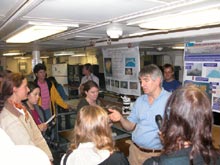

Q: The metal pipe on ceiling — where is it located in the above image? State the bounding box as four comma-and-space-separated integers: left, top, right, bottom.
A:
0, 0, 45, 32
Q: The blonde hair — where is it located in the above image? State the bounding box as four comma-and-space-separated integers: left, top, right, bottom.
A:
70, 105, 116, 152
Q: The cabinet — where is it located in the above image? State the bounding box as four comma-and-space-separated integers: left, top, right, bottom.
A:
67, 64, 82, 98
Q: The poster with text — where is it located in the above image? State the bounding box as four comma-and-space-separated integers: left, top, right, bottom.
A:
102, 46, 141, 96
183, 42, 220, 113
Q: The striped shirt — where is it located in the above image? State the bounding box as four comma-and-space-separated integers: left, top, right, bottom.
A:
38, 81, 51, 110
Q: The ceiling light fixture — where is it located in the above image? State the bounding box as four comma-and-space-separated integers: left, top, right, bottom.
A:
40, 56, 49, 59
172, 46, 185, 49
54, 51, 75, 56
6, 21, 78, 43
13, 56, 30, 59
106, 23, 123, 39
3, 52, 23, 56
139, 8, 220, 30
71, 54, 86, 57
129, 29, 168, 37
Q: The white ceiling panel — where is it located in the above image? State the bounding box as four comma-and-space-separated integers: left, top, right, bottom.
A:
0, 0, 220, 54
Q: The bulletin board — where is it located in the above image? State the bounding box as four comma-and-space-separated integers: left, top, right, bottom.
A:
102, 46, 141, 96
183, 41, 220, 113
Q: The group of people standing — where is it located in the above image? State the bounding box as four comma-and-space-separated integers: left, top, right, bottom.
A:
0, 62, 74, 164
63, 63, 220, 165
0, 62, 219, 165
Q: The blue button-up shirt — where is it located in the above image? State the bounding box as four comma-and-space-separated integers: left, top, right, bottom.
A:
127, 88, 170, 149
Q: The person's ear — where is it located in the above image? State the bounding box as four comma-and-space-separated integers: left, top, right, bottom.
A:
156, 77, 161, 85
13, 86, 17, 93
85, 91, 88, 95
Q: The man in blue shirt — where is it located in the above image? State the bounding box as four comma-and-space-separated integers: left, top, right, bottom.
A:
109, 64, 170, 165
162, 64, 181, 92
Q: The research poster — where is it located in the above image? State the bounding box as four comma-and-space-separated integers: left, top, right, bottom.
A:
183, 42, 220, 113
102, 46, 141, 96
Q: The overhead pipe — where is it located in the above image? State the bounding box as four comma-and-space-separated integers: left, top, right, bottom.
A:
0, 0, 45, 32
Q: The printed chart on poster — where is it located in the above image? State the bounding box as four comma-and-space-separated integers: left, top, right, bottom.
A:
183, 42, 220, 113
102, 46, 141, 96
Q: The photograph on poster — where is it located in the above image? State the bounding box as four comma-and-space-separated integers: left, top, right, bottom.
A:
125, 58, 135, 67
111, 80, 114, 87
187, 63, 202, 76
105, 79, 110, 86
104, 58, 112, 76
213, 97, 220, 111
120, 81, 128, 89
206, 64, 220, 78
115, 80, 119, 88
125, 68, 133, 75
130, 82, 138, 89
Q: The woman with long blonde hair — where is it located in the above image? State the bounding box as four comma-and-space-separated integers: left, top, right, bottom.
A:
61, 105, 129, 165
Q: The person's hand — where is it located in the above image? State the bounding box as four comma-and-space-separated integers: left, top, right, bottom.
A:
38, 123, 48, 132
108, 109, 122, 122
67, 104, 75, 111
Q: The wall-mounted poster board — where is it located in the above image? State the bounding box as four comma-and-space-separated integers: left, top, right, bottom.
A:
102, 46, 141, 96
183, 41, 220, 116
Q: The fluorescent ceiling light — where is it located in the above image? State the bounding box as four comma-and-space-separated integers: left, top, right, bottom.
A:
139, 8, 220, 30
129, 30, 167, 37
13, 56, 30, 59
172, 46, 184, 49
54, 51, 75, 56
3, 52, 23, 56
6, 21, 78, 43
40, 56, 49, 59
71, 54, 86, 57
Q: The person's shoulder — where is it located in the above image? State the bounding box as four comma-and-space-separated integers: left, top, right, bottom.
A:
77, 98, 89, 111
161, 88, 172, 97
216, 155, 220, 164
172, 79, 181, 85
135, 94, 146, 103
99, 151, 129, 165
91, 73, 99, 80
45, 78, 52, 88
143, 153, 189, 165
78, 98, 88, 104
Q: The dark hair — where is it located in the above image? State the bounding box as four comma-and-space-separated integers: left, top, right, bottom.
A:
0, 73, 25, 110
81, 80, 99, 97
83, 63, 93, 73
33, 63, 46, 73
163, 63, 174, 72
27, 81, 40, 94
161, 84, 219, 164
0, 70, 12, 78
48, 76, 58, 88
139, 64, 163, 84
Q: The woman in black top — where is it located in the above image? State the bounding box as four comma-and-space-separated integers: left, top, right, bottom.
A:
77, 80, 100, 111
